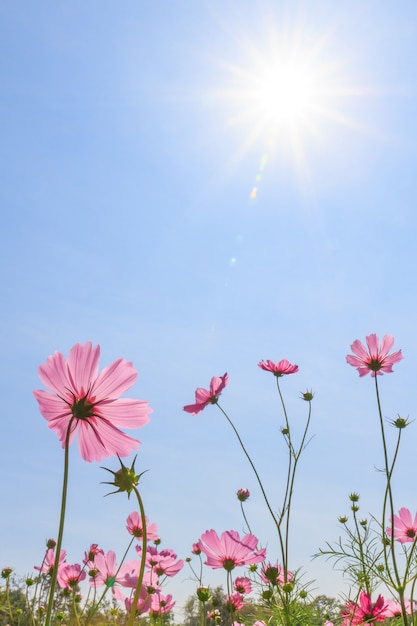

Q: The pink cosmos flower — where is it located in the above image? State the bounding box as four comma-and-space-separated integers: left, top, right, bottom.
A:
126, 512, 159, 542
234, 576, 252, 594
198, 529, 266, 571
385, 598, 415, 617
260, 563, 292, 586
226, 592, 245, 611
91, 550, 137, 600
346, 334, 403, 377
33, 342, 152, 462
83, 544, 104, 569
386, 508, 417, 543
124, 588, 151, 615
258, 359, 299, 377
253, 622, 267, 626
35, 548, 67, 575
191, 542, 201, 555
136, 545, 184, 577
150, 593, 175, 615
183, 373, 228, 415
57, 563, 86, 590
341, 591, 387, 625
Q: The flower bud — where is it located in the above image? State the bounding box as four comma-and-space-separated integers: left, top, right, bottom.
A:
46, 539, 56, 549
338, 516, 348, 524
197, 586, 211, 602
236, 489, 250, 502
1, 567, 12, 579
349, 493, 360, 502
301, 390, 314, 401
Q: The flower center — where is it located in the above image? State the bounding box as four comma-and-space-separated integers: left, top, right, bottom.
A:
72, 395, 95, 421
222, 558, 236, 571
406, 528, 416, 538
368, 358, 382, 372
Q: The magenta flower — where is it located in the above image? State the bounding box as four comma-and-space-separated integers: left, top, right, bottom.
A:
124, 588, 151, 616
198, 529, 266, 571
346, 334, 403, 377
387, 508, 417, 543
136, 545, 184, 577
35, 548, 67, 575
83, 544, 104, 569
385, 598, 415, 617
341, 591, 387, 624
260, 563, 293, 587
33, 342, 152, 462
91, 550, 137, 600
183, 373, 228, 415
226, 592, 245, 611
258, 359, 299, 377
126, 512, 159, 542
150, 593, 175, 615
57, 563, 86, 590
234, 576, 252, 594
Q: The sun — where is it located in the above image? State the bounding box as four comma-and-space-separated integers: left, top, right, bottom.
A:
208, 20, 365, 193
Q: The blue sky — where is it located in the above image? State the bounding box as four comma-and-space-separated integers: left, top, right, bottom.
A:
1, 0, 417, 618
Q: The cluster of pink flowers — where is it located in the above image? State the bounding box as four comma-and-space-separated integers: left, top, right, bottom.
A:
34, 511, 182, 617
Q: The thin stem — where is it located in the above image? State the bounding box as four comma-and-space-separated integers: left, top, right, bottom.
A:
44, 417, 75, 626
126, 485, 148, 626
240, 501, 253, 535
216, 403, 285, 561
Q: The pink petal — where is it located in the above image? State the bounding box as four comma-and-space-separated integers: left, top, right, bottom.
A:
98, 398, 152, 428
93, 359, 138, 400
365, 334, 380, 359
349, 339, 369, 360
77, 418, 140, 462
38, 351, 74, 397
67, 342, 100, 394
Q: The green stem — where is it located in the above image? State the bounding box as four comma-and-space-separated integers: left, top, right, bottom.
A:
126, 486, 148, 626
44, 417, 75, 626
240, 501, 253, 535
216, 403, 285, 560
374, 377, 408, 625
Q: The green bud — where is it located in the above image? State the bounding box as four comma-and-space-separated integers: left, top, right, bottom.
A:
281, 427, 290, 436
101, 455, 145, 498
262, 589, 273, 600
360, 519, 368, 527
196, 586, 211, 602
392, 416, 410, 429
299, 590, 308, 599
338, 516, 348, 524
301, 390, 314, 401
1, 567, 12, 579
349, 492, 360, 502
282, 582, 294, 594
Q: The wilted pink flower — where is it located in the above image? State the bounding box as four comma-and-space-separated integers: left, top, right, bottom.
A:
258, 359, 299, 377
226, 592, 245, 611
191, 542, 201, 555
126, 512, 159, 542
387, 508, 417, 543
35, 548, 67, 575
183, 373, 228, 415
341, 591, 387, 624
261, 563, 292, 586
33, 342, 152, 462
346, 334, 402, 377
234, 576, 252, 594
150, 593, 175, 615
57, 563, 86, 590
236, 489, 250, 502
198, 529, 266, 571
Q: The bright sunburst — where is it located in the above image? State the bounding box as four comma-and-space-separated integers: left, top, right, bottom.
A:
209, 19, 367, 195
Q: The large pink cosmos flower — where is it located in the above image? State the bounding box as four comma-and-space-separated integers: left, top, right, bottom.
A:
183, 373, 228, 415
258, 359, 299, 377
197, 530, 266, 571
341, 591, 387, 625
387, 508, 417, 543
33, 342, 152, 462
346, 334, 403, 378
